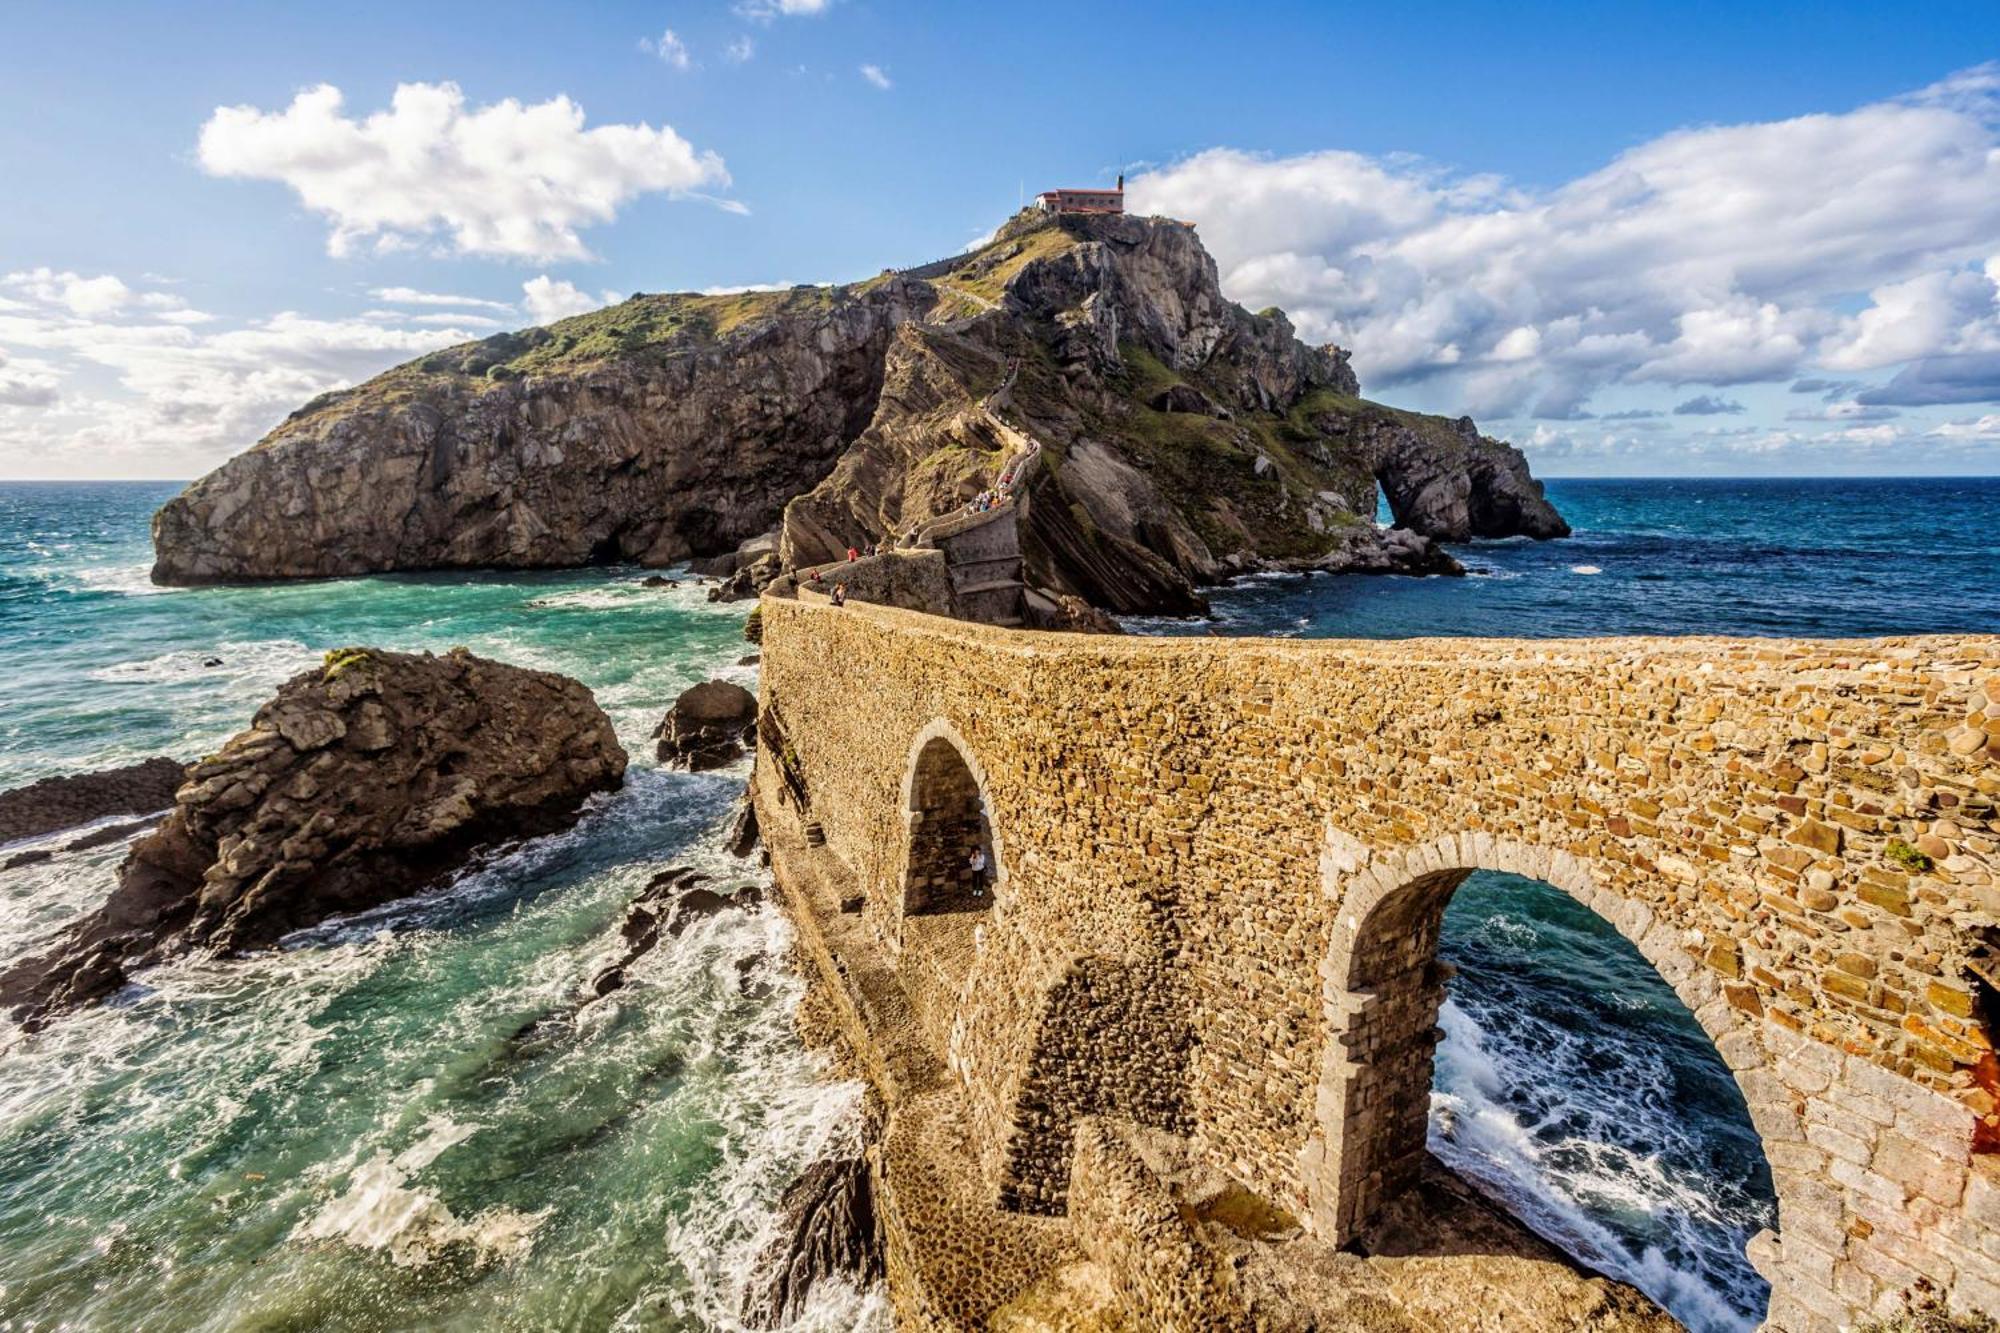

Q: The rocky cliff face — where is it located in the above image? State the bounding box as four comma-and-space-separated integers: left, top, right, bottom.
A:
776, 212, 1563, 612
0, 648, 625, 1030
151, 212, 1565, 612
152, 284, 930, 583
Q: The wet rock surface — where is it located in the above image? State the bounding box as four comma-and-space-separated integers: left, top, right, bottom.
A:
0, 756, 186, 846
653, 680, 758, 769
744, 1154, 884, 1328
0, 648, 625, 1030
587, 865, 764, 999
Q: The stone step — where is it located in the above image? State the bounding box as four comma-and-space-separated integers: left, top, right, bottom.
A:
957, 578, 1025, 596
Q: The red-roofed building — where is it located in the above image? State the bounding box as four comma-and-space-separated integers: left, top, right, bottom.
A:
1035, 176, 1124, 214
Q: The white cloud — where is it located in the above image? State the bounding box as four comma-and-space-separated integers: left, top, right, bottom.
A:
859, 64, 892, 91
1929, 413, 2000, 439
699, 281, 795, 295
642, 28, 694, 72
725, 36, 756, 63
737, 0, 829, 19
370, 286, 515, 312
198, 81, 732, 261
521, 275, 620, 324
0, 269, 490, 476
1127, 63, 2000, 418
2, 268, 195, 319
0, 348, 61, 407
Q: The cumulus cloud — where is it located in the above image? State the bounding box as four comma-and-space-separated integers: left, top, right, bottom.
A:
0, 348, 61, 407
643, 29, 693, 71
3, 268, 196, 319
1126, 63, 2000, 418
859, 64, 892, 91
198, 82, 732, 261
521, 275, 620, 324
1856, 351, 2000, 405
1673, 394, 1746, 416
725, 36, 756, 63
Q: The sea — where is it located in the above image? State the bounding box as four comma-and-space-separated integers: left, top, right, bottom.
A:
1, 476, 1995, 1333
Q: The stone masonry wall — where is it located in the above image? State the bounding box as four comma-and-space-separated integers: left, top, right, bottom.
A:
755, 594, 2000, 1331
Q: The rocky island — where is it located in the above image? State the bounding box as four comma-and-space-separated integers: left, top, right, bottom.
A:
149, 210, 1565, 614
0, 647, 625, 1030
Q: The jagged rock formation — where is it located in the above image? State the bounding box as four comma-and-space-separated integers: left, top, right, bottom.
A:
744, 1154, 884, 1328
0, 648, 625, 1030
0, 757, 186, 846
587, 865, 761, 999
151, 212, 1566, 614
652, 680, 758, 769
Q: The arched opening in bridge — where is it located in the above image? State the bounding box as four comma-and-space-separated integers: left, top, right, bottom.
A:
897, 725, 1002, 1051
1322, 859, 1778, 1333
902, 733, 997, 919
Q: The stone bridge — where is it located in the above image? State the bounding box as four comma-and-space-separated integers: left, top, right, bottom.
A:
750, 594, 2000, 1332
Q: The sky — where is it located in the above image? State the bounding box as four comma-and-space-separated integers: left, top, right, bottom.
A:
1, 1, 1997, 480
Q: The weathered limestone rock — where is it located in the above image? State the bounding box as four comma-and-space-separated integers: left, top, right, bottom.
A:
151, 212, 1564, 617
0, 648, 625, 1030
652, 680, 758, 769
149, 284, 931, 584
0, 756, 186, 845
778, 212, 1537, 615
586, 865, 761, 998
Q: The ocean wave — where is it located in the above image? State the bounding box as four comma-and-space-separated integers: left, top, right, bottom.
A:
1429, 997, 1768, 1333
65, 562, 179, 598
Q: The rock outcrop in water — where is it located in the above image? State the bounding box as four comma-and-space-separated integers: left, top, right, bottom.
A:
0, 648, 625, 1031
653, 680, 758, 769
0, 757, 186, 846
745, 1154, 884, 1328
151, 212, 1565, 613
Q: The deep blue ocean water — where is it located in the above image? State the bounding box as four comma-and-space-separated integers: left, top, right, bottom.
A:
1, 477, 1994, 1333
1134, 476, 2000, 641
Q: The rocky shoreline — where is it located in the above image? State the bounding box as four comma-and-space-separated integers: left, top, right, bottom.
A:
0, 756, 186, 849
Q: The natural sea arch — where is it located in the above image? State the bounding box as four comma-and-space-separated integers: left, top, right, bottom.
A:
1312, 835, 1792, 1330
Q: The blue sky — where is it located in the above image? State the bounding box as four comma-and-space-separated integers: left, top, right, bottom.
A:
1, 0, 1997, 478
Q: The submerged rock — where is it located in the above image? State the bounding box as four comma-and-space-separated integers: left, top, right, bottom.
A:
0, 756, 186, 846
744, 1155, 884, 1328
0, 648, 626, 1030
653, 680, 758, 770
586, 865, 764, 999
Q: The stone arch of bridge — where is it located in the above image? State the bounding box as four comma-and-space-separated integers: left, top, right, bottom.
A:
1306, 833, 1800, 1304
896, 718, 1006, 935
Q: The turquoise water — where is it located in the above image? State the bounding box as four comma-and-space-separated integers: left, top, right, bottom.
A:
0, 482, 885, 1332
2, 477, 1995, 1332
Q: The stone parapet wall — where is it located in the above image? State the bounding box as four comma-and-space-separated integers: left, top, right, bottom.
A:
756, 593, 2000, 1330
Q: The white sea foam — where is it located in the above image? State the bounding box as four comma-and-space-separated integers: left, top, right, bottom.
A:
1569, 564, 1604, 575
1429, 997, 1763, 1333
66, 562, 178, 597
298, 1144, 546, 1268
